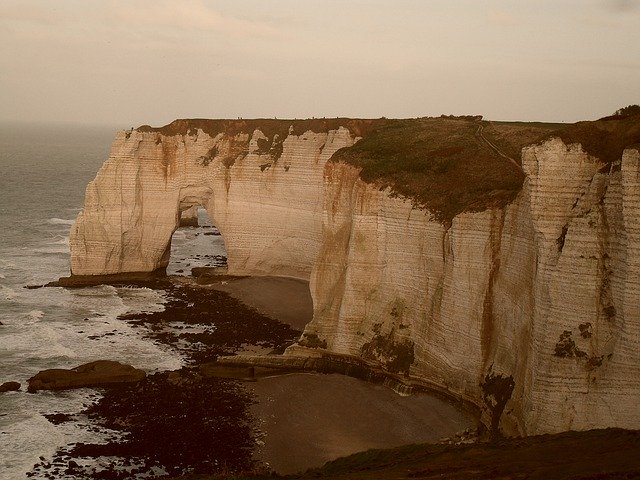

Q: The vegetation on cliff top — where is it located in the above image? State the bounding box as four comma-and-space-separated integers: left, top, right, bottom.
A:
329, 116, 557, 224
139, 112, 639, 225
137, 118, 387, 142
544, 110, 640, 165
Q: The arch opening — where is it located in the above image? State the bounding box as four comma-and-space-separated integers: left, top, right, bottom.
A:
167, 206, 227, 276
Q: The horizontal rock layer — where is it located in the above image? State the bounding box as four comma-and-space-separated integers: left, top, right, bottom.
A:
305, 140, 640, 435
70, 124, 360, 279
69, 120, 640, 436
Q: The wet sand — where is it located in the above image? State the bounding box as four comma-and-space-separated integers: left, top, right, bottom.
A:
249, 372, 476, 474
208, 276, 313, 331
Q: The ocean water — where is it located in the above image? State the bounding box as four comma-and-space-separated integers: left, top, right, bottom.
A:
0, 123, 220, 479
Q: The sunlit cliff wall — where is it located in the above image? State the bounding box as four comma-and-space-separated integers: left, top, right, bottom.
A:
70, 124, 360, 279
70, 120, 640, 436
304, 141, 640, 435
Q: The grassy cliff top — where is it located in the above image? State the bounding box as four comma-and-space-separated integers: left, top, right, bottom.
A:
329, 117, 560, 224
137, 118, 387, 140
138, 114, 638, 225
542, 113, 640, 164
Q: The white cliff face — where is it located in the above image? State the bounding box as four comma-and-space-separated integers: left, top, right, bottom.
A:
70, 123, 640, 436
303, 140, 640, 436
70, 126, 359, 279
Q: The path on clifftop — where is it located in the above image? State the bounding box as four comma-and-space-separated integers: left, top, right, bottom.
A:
476, 123, 525, 174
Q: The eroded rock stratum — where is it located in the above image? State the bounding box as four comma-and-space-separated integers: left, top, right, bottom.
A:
69, 116, 640, 436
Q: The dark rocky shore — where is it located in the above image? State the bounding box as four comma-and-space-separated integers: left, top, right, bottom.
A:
28, 280, 301, 479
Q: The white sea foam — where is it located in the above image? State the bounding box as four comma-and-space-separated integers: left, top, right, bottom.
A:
0, 389, 121, 480
26, 310, 45, 321
32, 245, 69, 255
1, 284, 17, 300
117, 286, 166, 315
0, 258, 16, 269
0, 123, 154, 479
49, 235, 70, 246
47, 218, 75, 226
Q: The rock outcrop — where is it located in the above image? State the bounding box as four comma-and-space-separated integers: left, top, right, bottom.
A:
0, 381, 20, 392
305, 142, 640, 436
27, 360, 145, 392
68, 117, 640, 436
178, 205, 199, 227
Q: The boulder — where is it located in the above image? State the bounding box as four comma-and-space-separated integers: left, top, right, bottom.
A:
0, 381, 20, 392
28, 360, 145, 393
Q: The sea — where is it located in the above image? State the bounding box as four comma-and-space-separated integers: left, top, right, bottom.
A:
0, 123, 225, 479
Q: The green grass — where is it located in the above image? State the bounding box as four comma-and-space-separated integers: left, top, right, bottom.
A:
330, 117, 526, 225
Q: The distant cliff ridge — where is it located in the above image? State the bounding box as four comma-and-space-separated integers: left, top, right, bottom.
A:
69, 115, 640, 436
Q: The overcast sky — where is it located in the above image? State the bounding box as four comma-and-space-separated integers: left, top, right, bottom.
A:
0, 0, 638, 127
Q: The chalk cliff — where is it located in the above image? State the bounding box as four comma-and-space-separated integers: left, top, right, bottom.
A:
69, 116, 640, 436
70, 120, 373, 279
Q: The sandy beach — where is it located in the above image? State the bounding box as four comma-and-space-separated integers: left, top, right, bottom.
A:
202, 275, 477, 474
249, 372, 476, 474
208, 276, 313, 331
26, 274, 477, 478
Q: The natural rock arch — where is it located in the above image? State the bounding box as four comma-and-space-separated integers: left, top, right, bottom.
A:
69, 124, 361, 279
168, 203, 228, 276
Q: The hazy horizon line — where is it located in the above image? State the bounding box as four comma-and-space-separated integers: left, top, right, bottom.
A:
4, 111, 610, 131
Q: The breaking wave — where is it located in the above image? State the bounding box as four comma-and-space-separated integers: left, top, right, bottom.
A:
47, 218, 75, 226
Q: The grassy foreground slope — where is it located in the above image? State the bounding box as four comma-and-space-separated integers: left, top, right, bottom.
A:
172, 428, 640, 480
296, 429, 640, 480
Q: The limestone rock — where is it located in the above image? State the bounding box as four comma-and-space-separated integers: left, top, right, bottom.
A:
70, 123, 360, 279
305, 141, 640, 436
27, 360, 145, 392
178, 205, 199, 227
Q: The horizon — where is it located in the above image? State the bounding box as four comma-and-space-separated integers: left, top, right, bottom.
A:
1, 0, 638, 127
0, 112, 608, 132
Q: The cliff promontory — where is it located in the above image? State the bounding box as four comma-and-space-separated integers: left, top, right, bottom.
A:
69, 114, 640, 436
